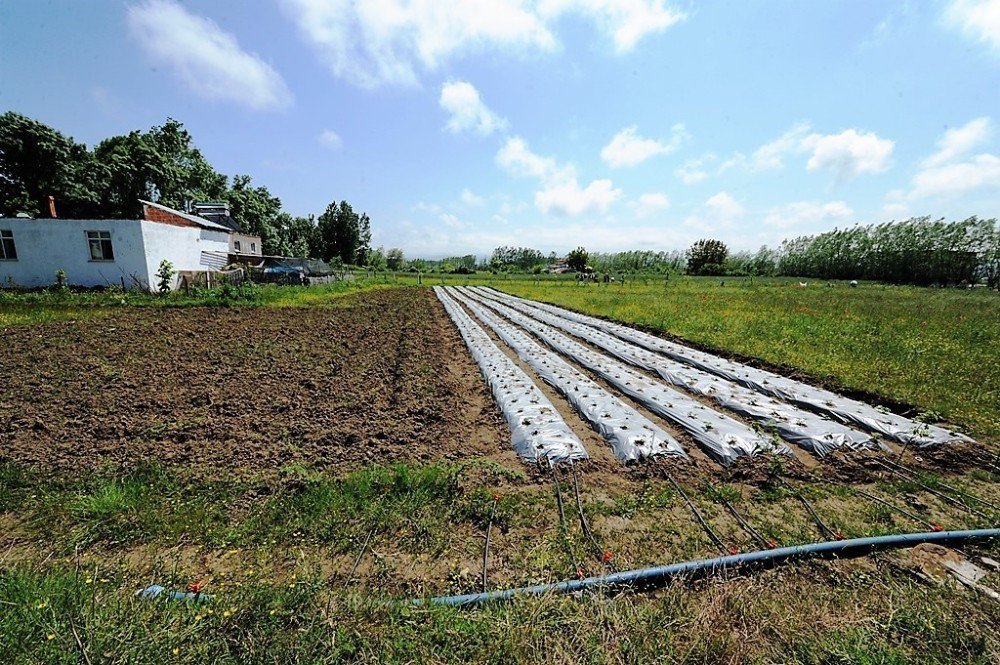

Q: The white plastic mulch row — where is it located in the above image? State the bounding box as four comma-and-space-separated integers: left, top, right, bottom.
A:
480, 287, 973, 449
447, 287, 686, 463
457, 287, 787, 465
472, 287, 882, 458
434, 287, 587, 465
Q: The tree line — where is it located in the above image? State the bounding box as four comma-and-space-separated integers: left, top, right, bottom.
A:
0, 112, 372, 263
776, 217, 999, 287
681, 219, 999, 286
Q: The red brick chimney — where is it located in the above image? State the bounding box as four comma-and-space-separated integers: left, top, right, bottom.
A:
48, 195, 57, 218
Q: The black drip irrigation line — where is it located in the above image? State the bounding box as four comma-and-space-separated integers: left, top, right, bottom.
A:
482, 497, 498, 593
415, 528, 1000, 608
551, 466, 580, 576
659, 464, 729, 555
783, 481, 840, 541
347, 525, 377, 583
875, 460, 990, 520
883, 459, 1000, 512
571, 464, 614, 570
854, 488, 941, 532
716, 492, 773, 550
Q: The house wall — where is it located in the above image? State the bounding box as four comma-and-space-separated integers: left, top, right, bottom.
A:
139, 221, 230, 289
0, 219, 231, 290
0, 219, 150, 289
230, 232, 262, 257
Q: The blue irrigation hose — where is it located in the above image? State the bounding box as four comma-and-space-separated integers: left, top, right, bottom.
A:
415, 528, 1000, 608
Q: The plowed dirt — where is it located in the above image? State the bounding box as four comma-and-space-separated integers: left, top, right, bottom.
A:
0, 288, 513, 478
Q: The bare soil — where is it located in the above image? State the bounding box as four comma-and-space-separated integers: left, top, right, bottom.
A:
0, 288, 515, 479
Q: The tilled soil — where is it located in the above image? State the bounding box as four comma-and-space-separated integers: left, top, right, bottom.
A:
0, 288, 514, 478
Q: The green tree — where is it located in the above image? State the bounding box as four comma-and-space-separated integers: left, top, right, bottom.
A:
686, 239, 729, 275
317, 200, 370, 264
355, 213, 372, 265
0, 111, 98, 217
272, 213, 317, 258
386, 247, 406, 270
225, 175, 282, 254
566, 246, 589, 272
366, 245, 388, 271
156, 259, 175, 294
91, 119, 227, 218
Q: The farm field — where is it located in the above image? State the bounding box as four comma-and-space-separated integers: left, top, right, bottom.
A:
488, 276, 1000, 444
2, 283, 999, 663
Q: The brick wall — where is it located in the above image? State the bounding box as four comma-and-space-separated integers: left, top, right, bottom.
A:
143, 205, 199, 229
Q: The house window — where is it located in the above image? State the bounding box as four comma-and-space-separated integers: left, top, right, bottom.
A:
0, 230, 16, 260
234, 240, 242, 252
251, 242, 256, 253
86, 231, 114, 261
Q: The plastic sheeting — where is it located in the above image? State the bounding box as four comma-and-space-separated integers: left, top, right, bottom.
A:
458, 287, 787, 465
481, 288, 973, 449
434, 287, 587, 464
447, 288, 686, 462
471, 288, 880, 458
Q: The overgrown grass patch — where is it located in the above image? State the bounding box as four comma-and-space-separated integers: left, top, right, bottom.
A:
1, 461, 517, 555
0, 278, 395, 327
2, 558, 997, 664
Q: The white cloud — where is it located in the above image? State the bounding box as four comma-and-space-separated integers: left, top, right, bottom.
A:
675, 154, 714, 184
910, 154, 1000, 198
751, 122, 812, 170
535, 179, 622, 216
601, 124, 687, 168
683, 191, 745, 233
630, 192, 670, 218
763, 201, 854, 229
384, 217, 694, 258
704, 191, 744, 219
460, 188, 486, 207
439, 81, 508, 136
891, 119, 1000, 200
496, 136, 567, 181
282, 0, 684, 87
318, 129, 343, 150
747, 123, 894, 181
497, 136, 621, 216
801, 129, 894, 181
945, 0, 1000, 52
540, 0, 686, 52
883, 199, 911, 218
921, 117, 992, 167
127, 0, 291, 111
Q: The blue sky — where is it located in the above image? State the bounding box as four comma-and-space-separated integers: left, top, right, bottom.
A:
2, 0, 999, 258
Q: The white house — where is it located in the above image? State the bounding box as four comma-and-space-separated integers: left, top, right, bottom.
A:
190, 201, 263, 260
0, 200, 237, 290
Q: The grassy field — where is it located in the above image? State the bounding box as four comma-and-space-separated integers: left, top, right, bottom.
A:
2, 277, 999, 663
0, 278, 394, 328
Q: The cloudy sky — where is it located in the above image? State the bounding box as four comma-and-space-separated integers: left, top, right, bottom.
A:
3, 1, 999, 257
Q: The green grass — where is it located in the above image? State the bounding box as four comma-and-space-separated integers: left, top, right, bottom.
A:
1, 461, 521, 555
2, 558, 997, 664
0, 278, 393, 327
484, 276, 1000, 442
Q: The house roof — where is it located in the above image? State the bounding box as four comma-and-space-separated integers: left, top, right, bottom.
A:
192, 202, 245, 233
139, 200, 234, 233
